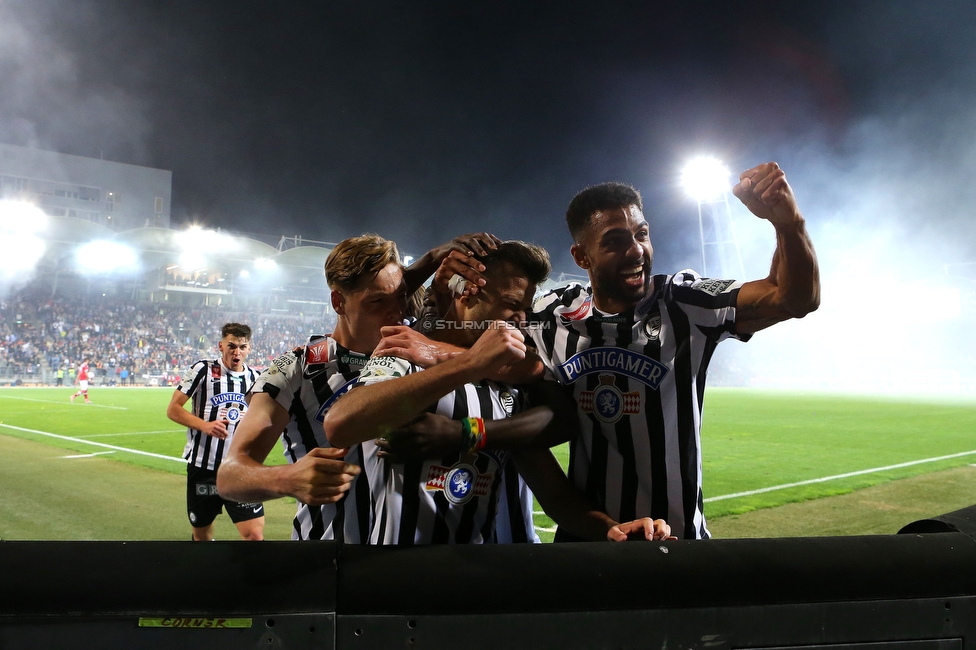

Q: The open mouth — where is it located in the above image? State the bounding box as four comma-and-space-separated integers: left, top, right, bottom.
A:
620, 264, 645, 288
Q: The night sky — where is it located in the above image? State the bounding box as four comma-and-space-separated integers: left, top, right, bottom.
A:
4, 0, 976, 389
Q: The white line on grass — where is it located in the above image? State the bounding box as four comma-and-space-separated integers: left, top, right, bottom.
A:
62, 451, 115, 459
75, 430, 183, 438
704, 449, 976, 503
0, 394, 128, 410
0, 423, 186, 464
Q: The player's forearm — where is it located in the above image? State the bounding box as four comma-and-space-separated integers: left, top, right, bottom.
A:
166, 403, 207, 432
482, 406, 569, 450
770, 216, 820, 317
402, 251, 440, 293
324, 355, 481, 447
514, 448, 616, 541
217, 457, 305, 503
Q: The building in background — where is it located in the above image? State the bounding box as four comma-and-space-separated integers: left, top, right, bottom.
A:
0, 143, 171, 231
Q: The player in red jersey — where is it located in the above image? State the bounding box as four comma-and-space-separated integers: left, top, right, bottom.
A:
71, 358, 93, 404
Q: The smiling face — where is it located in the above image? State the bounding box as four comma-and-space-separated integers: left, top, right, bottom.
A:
219, 335, 251, 372
570, 204, 653, 314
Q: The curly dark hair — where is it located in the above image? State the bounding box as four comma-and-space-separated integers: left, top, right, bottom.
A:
565, 182, 643, 243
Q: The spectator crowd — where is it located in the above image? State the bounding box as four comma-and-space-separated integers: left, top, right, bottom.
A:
0, 286, 336, 384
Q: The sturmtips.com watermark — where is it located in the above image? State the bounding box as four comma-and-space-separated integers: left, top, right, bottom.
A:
418, 318, 552, 332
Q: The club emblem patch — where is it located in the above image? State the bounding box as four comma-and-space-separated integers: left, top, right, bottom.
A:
642, 315, 662, 340
499, 390, 515, 416
578, 374, 641, 423
425, 462, 493, 505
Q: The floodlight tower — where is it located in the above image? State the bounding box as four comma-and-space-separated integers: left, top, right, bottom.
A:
679, 157, 745, 279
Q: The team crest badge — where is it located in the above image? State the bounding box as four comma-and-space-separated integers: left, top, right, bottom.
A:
642, 314, 662, 340
499, 390, 515, 416
578, 374, 641, 423
426, 462, 493, 505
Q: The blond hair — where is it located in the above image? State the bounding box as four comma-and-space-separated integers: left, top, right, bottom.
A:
325, 234, 401, 291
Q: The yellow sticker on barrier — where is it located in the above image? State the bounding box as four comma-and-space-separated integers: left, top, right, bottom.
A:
138, 617, 252, 629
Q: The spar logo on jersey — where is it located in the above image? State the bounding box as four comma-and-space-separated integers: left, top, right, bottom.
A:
558, 294, 592, 324
557, 347, 669, 390
425, 462, 493, 505
211, 364, 222, 380
578, 374, 641, 423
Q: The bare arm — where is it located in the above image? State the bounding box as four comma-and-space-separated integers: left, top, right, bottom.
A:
166, 388, 228, 439
216, 392, 360, 505
324, 322, 525, 448
732, 162, 820, 336
373, 325, 546, 382
402, 233, 500, 294
513, 447, 672, 542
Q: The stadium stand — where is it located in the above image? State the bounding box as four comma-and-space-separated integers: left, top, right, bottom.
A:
0, 286, 336, 385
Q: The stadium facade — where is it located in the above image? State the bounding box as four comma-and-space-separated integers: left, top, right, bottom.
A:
0, 143, 171, 231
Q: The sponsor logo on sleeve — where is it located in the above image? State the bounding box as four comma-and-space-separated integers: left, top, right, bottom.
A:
558, 294, 593, 324
305, 340, 331, 365
267, 354, 295, 376
358, 356, 409, 383
692, 278, 736, 296
556, 346, 669, 390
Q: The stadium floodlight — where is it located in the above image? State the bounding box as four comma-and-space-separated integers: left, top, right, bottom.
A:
680, 156, 732, 202
0, 201, 48, 281
239, 269, 251, 279
75, 240, 140, 274
174, 225, 240, 270
254, 257, 277, 271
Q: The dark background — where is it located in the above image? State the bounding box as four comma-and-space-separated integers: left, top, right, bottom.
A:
4, 0, 976, 389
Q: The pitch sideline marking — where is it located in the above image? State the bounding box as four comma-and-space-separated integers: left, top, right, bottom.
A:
0, 423, 186, 464
0, 394, 128, 410
76, 430, 184, 438
531, 450, 976, 533
704, 449, 976, 503
62, 451, 116, 459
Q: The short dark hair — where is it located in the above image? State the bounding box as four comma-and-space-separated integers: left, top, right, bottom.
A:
565, 182, 643, 242
221, 323, 251, 340
325, 234, 401, 292
481, 240, 551, 287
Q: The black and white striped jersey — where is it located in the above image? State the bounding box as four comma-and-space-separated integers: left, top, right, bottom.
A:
250, 335, 377, 542
179, 359, 258, 471
356, 354, 526, 545
528, 272, 748, 540
494, 460, 541, 543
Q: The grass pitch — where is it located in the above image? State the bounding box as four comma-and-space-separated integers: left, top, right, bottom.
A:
1, 386, 975, 541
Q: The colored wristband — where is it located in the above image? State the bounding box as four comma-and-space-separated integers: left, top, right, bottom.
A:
460, 417, 486, 455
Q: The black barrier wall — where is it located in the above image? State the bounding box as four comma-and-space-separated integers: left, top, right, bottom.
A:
2, 508, 976, 649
